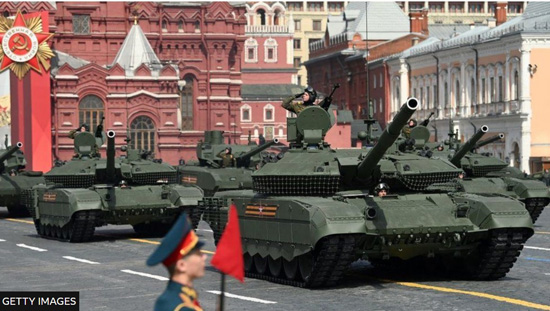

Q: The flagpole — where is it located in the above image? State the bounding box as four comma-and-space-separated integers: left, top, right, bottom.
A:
218, 273, 226, 311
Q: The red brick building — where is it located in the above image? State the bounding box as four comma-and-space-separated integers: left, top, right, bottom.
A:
1, 2, 247, 164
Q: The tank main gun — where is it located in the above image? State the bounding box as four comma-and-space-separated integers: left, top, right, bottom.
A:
0, 142, 23, 173
473, 133, 504, 150
450, 125, 488, 167
236, 138, 279, 166
357, 98, 419, 179
106, 130, 116, 184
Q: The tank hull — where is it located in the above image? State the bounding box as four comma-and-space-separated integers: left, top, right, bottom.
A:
202, 190, 533, 287
30, 184, 203, 242
0, 174, 45, 216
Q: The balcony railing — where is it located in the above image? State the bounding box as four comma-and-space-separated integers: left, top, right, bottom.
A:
245, 25, 289, 34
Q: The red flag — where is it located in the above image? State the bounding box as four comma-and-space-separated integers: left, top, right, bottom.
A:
211, 203, 244, 282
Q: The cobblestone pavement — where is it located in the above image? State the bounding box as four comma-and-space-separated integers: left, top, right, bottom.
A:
1, 207, 549, 311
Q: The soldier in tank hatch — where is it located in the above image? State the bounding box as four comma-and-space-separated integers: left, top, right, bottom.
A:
147, 213, 206, 311
68, 123, 90, 139
281, 86, 318, 115
374, 183, 389, 197
217, 147, 236, 168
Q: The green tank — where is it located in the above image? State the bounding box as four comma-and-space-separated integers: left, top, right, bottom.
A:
427, 124, 550, 223
30, 129, 203, 242
178, 130, 279, 195
0, 142, 45, 216
202, 98, 533, 287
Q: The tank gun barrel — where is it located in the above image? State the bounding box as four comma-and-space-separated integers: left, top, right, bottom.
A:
473, 133, 504, 150
357, 98, 419, 179
0, 142, 23, 171
450, 125, 488, 167
106, 131, 116, 183
236, 138, 280, 162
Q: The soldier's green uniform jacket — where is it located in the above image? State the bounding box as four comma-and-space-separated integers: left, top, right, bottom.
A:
401, 125, 412, 138
217, 151, 235, 167
281, 96, 310, 114
154, 281, 203, 311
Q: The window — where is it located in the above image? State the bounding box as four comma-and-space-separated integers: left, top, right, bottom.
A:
420, 87, 424, 106
514, 70, 519, 100
444, 82, 449, 107
328, 2, 344, 12
409, 2, 424, 10
373, 99, 377, 113
490, 77, 495, 102
307, 2, 324, 11
455, 80, 460, 107
293, 39, 301, 49
449, 2, 464, 13
488, 2, 496, 13
498, 76, 503, 102
245, 38, 258, 63
241, 105, 251, 122
79, 95, 104, 132
373, 75, 377, 89
313, 20, 322, 31
379, 73, 383, 87
264, 38, 277, 62
379, 98, 383, 113
293, 57, 301, 68
194, 21, 200, 33
287, 2, 303, 11
429, 2, 444, 13
178, 20, 184, 32
426, 86, 431, 109
481, 78, 486, 103
257, 9, 266, 25
508, 2, 523, 13
468, 2, 484, 13
162, 20, 167, 32
294, 19, 301, 31
3, 11, 10, 17
181, 75, 195, 130
470, 78, 475, 105
264, 104, 274, 122
73, 14, 90, 34
130, 116, 155, 152
308, 38, 321, 48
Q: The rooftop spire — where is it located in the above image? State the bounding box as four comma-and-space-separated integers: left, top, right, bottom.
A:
111, 23, 160, 74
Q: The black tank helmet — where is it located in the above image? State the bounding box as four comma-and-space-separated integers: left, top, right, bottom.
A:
374, 183, 389, 195
225, 147, 232, 153
303, 86, 317, 105
80, 123, 90, 132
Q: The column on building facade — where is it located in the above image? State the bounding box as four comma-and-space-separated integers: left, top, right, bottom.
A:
460, 61, 466, 117
519, 44, 532, 173
484, 2, 488, 14
446, 65, 452, 117
399, 58, 409, 105
444, 2, 449, 13
504, 51, 511, 113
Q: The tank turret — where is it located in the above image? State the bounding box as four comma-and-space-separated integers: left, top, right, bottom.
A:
236, 138, 279, 167
450, 125, 488, 167
0, 142, 23, 170
357, 98, 419, 179
473, 133, 504, 150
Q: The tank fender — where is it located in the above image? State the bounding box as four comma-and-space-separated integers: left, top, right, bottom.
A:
242, 198, 367, 262
505, 178, 550, 200
36, 188, 103, 228
452, 193, 534, 231
169, 184, 204, 206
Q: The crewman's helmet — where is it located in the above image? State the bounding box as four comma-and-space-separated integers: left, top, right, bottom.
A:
374, 183, 389, 195
81, 123, 90, 131
225, 147, 232, 153
303, 86, 317, 104
408, 119, 417, 127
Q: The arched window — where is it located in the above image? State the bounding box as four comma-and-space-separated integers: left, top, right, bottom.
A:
194, 20, 200, 33
3, 11, 10, 17
130, 116, 155, 151
181, 75, 195, 130
257, 9, 266, 25
470, 78, 475, 105
455, 80, 460, 109
264, 38, 278, 63
274, 10, 281, 25
79, 95, 104, 131
178, 20, 184, 32
444, 82, 449, 107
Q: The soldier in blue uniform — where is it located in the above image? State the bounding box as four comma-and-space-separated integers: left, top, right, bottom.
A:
147, 213, 207, 311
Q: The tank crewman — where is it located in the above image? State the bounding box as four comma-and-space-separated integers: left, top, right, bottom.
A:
401, 119, 417, 138
281, 86, 318, 114
217, 147, 236, 168
374, 183, 389, 197
542, 169, 550, 186
436, 144, 445, 152
69, 123, 90, 139
258, 133, 266, 146
147, 213, 206, 311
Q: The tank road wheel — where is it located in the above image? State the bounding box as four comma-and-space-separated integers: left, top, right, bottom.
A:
298, 252, 314, 282
267, 257, 283, 277
243, 253, 254, 273
61, 226, 70, 241
283, 258, 299, 280
44, 225, 52, 237
253, 255, 268, 275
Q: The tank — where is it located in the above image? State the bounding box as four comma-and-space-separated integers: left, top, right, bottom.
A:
0, 142, 45, 216
201, 98, 533, 287
177, 130, 279, 195
427, 124, 550, 223
29, 129, 204, 242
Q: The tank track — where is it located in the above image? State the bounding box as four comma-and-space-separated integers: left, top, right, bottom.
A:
35, 210, 98, 243
467, 228, 531, 280
244, 235, 356, 288
524, 198, 548, 223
